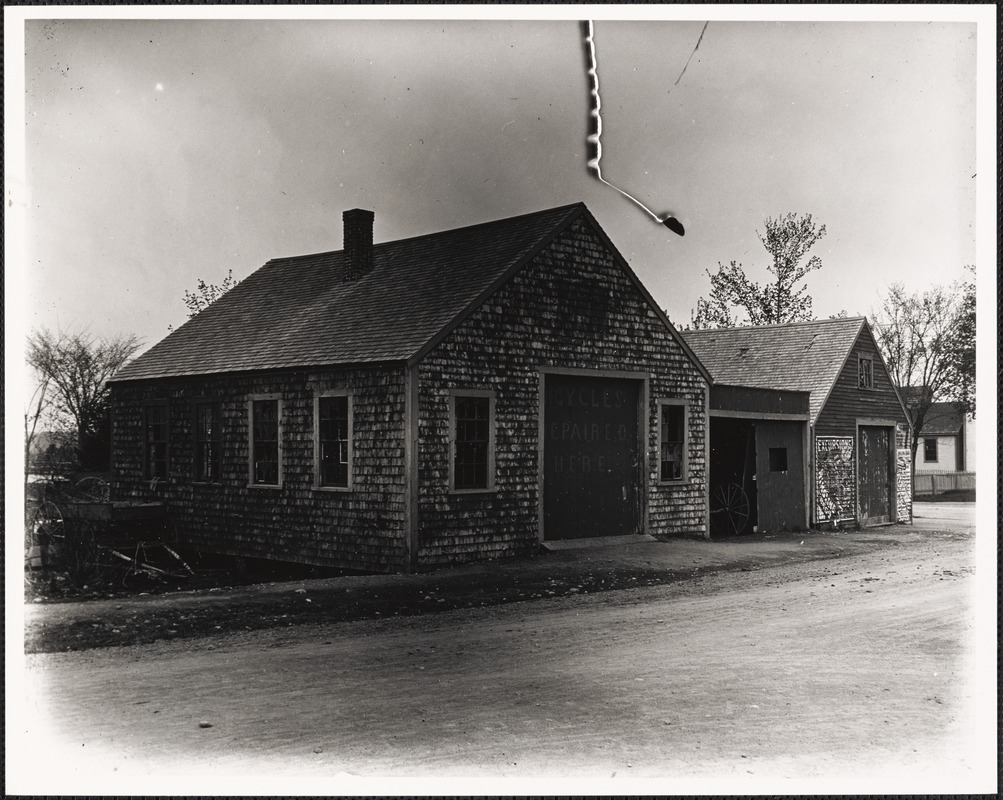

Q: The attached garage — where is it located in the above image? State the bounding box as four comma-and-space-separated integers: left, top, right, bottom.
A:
706, 384, 810, 535
683, 318, 912, 530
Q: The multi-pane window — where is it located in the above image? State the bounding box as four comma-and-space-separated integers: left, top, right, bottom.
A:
194, 402, 221, 482
452, 394, 493, 491
659, 402, 686, 482
858, 356, 874, 389
144, 404, 169, 480
923, 437, 938, 463
317, 394, 351, 488
250, 398, 280, 486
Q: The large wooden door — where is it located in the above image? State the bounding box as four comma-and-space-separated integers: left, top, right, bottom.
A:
754, 421, 806, 531
858, 425, 893, 526
543, 375, 641, 540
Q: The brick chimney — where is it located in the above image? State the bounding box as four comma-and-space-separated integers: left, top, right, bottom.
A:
343, 208, 374, 281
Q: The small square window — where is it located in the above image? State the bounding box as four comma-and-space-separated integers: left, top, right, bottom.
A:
923, 438, 938, 463
768, 447, 788, 472
858, 356, 874, 389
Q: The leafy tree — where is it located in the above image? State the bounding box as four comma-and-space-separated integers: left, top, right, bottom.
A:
27, 329, 143, 471
168, 270, 241, 332
690, 213, 827, 329
871, 279, 973, 472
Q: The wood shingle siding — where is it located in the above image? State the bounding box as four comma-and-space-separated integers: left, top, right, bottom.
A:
417, 218, 707, 567
109, 203, 713, 572
111, 366, 409, 572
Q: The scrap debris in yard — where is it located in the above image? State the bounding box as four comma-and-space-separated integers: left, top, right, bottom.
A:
25, 476, 194, 596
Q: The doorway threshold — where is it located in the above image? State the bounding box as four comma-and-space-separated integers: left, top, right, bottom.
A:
541, 533, 657, 551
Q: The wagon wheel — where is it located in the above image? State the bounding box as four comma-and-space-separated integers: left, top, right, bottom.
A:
710, 482, 751, 536
26, 501, 64, 574
74, 476, 110, 503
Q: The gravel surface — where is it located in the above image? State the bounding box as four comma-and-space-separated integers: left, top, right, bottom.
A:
26, 527, 919, 653
12, 505, 993, 795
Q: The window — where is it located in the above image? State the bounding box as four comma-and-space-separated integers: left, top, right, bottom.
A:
315, 393, 352, 489
194, 402, 221, 482
923, 437, 938, 463
249, 396, 281, 486
144, 403, 169, 480
451, 392, 494, 491
769, 447, 788, 472
658, 401, 687, 482
858, 355, 874, 389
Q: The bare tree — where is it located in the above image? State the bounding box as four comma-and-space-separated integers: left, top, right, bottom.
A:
24, 377, 52, 487
27, 329, 143, 471
945, 265, 975, 416
871, 280, 972, 472
690, 212, 827, 329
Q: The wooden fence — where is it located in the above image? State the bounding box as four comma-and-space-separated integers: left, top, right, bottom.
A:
914, 471, 975, 496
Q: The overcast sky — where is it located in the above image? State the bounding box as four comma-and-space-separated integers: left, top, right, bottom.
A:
8, 7, 991, 355
4, 7, 997, 795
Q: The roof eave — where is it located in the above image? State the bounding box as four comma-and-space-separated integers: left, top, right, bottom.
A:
808, 317, 866, 425
862, 317, 913, 431
107, 358, 409, 386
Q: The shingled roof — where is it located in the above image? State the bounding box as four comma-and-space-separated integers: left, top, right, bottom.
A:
919, 402, 966, 436
681, 317, 869, 422
113, 202, 706, 383
114, 204, 591, 382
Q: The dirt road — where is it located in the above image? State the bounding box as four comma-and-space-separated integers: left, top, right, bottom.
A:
14, 526, 991, 794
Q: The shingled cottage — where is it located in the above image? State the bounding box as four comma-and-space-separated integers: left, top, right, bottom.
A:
109, 203, 712, 573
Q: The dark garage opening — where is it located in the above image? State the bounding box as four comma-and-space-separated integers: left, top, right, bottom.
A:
709, 417, 758, 536
708, 417, 807, 536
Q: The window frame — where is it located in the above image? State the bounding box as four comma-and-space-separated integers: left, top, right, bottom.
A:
193, 399, 222, 484
656, 398, 689, 484
313, 390, 354, 491
142, 400, 170, 482
768, 446, 789, 473
247, 394, 283, 488
449, 389, 496, 494
857, 354, 875, 390
923, 437, 938, 463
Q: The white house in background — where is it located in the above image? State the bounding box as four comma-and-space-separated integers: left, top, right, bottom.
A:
915, 402, 974, 474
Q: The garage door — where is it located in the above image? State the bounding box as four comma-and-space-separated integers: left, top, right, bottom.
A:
543, 374, 641, 540
858, 425, 893, 526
